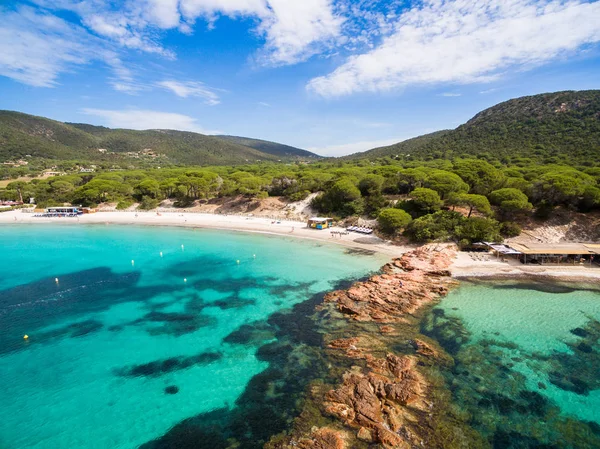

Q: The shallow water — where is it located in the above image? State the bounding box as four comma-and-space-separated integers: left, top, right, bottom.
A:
0, 225, 386, 449
423, 280, 600, 448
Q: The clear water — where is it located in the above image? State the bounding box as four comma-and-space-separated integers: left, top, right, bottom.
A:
423, 281, 600, 448
0, 225, 386, 449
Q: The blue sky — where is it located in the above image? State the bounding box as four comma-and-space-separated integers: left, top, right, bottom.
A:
0, 0, 599, 156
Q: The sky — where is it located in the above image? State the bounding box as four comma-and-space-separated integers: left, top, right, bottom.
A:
0, 0, 599, 157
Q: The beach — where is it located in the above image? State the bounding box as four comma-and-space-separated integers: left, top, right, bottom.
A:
0, 210, 409, 257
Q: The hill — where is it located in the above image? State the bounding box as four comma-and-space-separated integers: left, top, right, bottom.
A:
353, 90, 600, 164
215, 135, 320, 159
0, 111, 316, 166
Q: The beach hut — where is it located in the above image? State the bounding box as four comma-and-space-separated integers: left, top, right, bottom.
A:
307, 217, 333, 230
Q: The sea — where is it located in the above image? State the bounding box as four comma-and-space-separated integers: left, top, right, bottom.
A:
1, 225, 599, 449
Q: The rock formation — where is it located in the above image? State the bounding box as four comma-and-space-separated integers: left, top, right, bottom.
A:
269, 245, 458, 449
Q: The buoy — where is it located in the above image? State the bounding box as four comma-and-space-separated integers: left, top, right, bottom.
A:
236, 260, 240, 264
131, 260, 135, 266
184, 278, 187, 283
54, 278, 59, 283
253, 254, 256, 259
23, 335, 29, 340
181, 244, 184, 250
160, 252, 163, 257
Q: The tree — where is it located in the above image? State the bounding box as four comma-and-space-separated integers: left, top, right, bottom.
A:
135, 178, 160, 199
378, 208, 412, 234
425, 171, 469, 199
398, 187, 443, 217
448, 193, 492, 218
453, 159, 505, 195
312, 179, 363, 217
455, 217, 501, 244
489, 188, 533, 218
532, 170, 595, 206
358, 174, 384, 196
404, 211, 465, 243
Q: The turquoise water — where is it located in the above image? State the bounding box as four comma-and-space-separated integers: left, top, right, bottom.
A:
0, 225, 386, 449
423, 281, 600, 448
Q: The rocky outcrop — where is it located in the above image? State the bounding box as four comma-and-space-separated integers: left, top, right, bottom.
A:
324, 246, 457, 322
324, 354, 428, 448
268, 245, 458, 449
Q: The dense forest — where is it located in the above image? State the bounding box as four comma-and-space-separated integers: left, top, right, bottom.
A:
2, 157, 599, 246
2, 90, 599, 246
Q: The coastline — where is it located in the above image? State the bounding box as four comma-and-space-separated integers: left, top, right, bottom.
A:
0, 210, 409, 257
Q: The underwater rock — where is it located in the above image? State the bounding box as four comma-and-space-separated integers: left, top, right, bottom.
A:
164, 385, 179, 395
296, 428, 346, 449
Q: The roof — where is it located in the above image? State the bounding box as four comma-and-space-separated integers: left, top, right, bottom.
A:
509, 242, 599, 255
308, 217, 332, 222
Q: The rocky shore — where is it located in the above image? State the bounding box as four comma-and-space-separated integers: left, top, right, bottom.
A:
268, 245, 467, 449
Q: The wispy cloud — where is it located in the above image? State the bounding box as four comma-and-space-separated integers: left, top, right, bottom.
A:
157, 80, 221, 105
480, 88, 499, 94
0, 5, 127, 88
258, 102, 271, 107
439, 92, 462, 97
81, 108, 221, 134
308, 0, 600, 97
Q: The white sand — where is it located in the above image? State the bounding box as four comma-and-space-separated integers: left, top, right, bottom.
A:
451, 250, 600, 280
0, 210, 409, 257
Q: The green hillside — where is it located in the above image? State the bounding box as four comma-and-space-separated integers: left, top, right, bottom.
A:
215, 135, 321, 159
355, 90, 600, 165
0, 111, 314, 166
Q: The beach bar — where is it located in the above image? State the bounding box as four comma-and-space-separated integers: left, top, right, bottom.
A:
307, 217, 333, 230
484, 242, 599, 266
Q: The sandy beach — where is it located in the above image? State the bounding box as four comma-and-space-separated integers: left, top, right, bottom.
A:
3, 209, 599, 279
0, 210, 409, 257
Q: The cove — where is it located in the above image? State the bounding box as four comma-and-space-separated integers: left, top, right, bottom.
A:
0, 225, 387, 449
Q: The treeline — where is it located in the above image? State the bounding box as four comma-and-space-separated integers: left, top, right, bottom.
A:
2, 158, 599, 246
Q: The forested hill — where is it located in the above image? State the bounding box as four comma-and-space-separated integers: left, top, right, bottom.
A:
353, 90, 600, 165
215, 135, 320, 159
0, 111, 318, 165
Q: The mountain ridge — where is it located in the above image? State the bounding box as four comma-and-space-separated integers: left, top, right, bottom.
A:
351, 90, 600, 164
0, 110, 320, 165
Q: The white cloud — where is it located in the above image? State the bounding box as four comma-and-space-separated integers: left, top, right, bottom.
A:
439, 93, 462, 97
258, 102, 271, 107
81, 108, 221, 134
308, 0, 600, 97
157, 80, 221, 105
308, 136, 406, 157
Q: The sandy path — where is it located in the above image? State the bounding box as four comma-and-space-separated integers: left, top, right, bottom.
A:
0, 210, 409, 257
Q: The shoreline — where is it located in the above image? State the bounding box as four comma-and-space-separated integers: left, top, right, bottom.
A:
3, 209, 599, 280
0, 210, 409, 258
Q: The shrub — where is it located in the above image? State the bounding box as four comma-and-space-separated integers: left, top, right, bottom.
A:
138, 196, 160, 210
500, 221, 522, 237
116, 200, 134, 210
287, 190, 311, 202
378, 208, 412, 234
